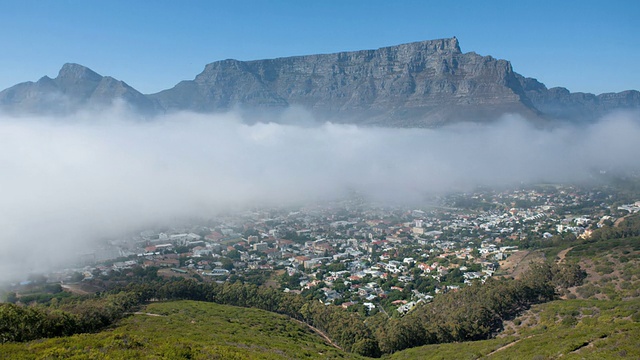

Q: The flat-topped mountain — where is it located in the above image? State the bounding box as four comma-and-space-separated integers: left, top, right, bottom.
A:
150, 37, 539, 126
1, 38, 638, 126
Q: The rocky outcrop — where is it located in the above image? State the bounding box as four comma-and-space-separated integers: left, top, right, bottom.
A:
517, 75, 640, 122
0, 63, 160, 115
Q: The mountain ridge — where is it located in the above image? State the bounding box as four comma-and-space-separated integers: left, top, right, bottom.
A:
1, 38, 638, 126
0, 63, 160, 115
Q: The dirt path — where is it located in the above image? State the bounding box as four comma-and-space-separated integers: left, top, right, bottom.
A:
614, 215, 629, 227
61, 284, 91, 295
498, 250, 529, 276
290, 318, 343, 351
486, 335, 535, 357
133, 312, 166, 317
556, 247, 574, 263
498, 250, 545, 279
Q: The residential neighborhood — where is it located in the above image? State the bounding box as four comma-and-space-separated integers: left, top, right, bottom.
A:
16, 184, 638, 316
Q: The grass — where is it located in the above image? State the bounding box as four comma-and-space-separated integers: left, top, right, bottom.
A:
387, 337, 517, 360
0, 300, 360, 359
566, 236, 640, 301
389, 298, 640, 360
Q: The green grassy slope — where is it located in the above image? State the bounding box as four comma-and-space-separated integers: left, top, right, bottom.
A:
564, 236, 640, 301
0, 300, 360, 359
390, 298, 640, 359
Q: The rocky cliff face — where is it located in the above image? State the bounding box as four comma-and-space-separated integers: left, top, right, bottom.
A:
517, 75, 640, 122
0, 63, 159, 115
151, 37, 539, 126
1, 38, 638, 126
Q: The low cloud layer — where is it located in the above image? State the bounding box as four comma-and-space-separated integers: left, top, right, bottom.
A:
1, 108, 639, 281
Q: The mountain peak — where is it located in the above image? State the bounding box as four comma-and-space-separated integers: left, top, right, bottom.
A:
57, 63, 102, 82
415, 36, 460, 53
374, 37, 461, 55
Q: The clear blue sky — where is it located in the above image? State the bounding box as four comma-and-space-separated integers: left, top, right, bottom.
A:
1, 0, 638, 94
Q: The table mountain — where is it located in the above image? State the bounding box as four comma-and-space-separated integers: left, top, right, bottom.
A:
1, 38, 638, 126
150, 37, 540, 126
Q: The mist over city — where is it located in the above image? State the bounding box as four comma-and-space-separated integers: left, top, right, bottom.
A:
0, 107, 639, 280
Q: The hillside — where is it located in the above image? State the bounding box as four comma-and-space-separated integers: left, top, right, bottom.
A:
390, 220, 640, 359
3, 299, 637, 359
561, 236, 640, 301
390, 298, 640, 359
0, 300, 358, 359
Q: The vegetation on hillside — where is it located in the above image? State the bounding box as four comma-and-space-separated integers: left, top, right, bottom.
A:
366, 261, 584, 354
0, 262, 574, 357
0, 300, 357, 360
391, 298, 640, 359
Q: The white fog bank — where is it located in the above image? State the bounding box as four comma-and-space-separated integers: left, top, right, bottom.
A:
0, 109, 639, 281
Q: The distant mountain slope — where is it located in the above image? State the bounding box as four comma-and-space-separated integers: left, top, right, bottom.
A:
0, 63, 160, 115
517, 74, 640, 122
1, 38, 639, 126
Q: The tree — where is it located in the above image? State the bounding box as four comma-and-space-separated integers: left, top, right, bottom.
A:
227, 249, 241, 260
70, 272, 84, 283
220, 258, 234, 271
3, 292, 17, 304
